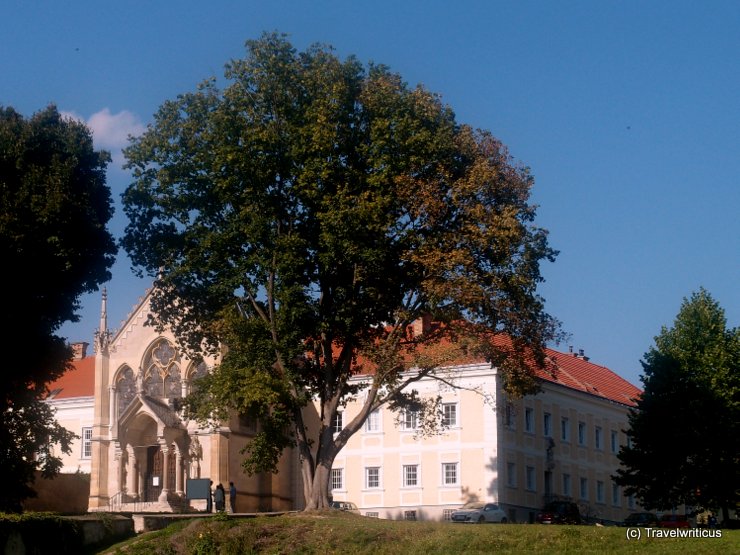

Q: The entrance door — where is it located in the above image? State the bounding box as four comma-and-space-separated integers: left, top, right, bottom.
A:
146, 445, 163, 501
167, 444, 176, 492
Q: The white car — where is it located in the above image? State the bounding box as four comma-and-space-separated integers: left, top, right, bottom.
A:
450, 501, 508, 523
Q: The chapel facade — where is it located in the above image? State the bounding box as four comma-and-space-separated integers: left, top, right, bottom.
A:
87, 290, 297, 512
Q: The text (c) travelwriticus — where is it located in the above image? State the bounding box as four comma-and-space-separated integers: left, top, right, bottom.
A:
625, 527, 723, 540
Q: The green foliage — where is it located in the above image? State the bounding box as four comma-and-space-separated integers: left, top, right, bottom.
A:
616, 289, 740, 518
0, 512, 84, 554
122, 32, 560, 507
0, 105, 116, 511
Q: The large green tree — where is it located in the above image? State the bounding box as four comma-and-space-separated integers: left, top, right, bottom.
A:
0, 105, 117, 511
122, 33, 561, 509
615, 289, 740, 522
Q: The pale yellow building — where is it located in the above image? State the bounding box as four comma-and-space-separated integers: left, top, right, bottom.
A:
45, 342, 95, 474
329, 348, 642, 524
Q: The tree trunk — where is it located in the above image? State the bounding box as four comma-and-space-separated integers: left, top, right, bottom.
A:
300, 424, 340, 510
304, 462, 332, 509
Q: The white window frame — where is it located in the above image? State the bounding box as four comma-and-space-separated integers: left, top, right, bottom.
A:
596, 480, 605, 503
507, 462, 517, 487
595, 426, 603, 450
578, 421, 586, 446
612, 483, 621, 506
442, 462, 458, 486
81, 427, 93, 459
332, 411, 343, 434
580, 477, 588, 500
505, 403, 516, 429
364, 409, 381, 432
610, 430, 619, 453
330, 468, 344, 491
402, 410, 419, 431
365, 466, 381, 489
403, 464, 419, 487
543, 412, 552, 437
525, 407, 534, 433
525, 466, 536, 491
442, 402, 458, 427
561, 417, 570, 442
562, 473, 571, 497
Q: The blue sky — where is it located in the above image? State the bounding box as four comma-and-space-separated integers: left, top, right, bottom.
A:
3, 1, 738, 387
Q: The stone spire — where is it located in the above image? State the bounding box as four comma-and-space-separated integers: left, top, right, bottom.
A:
94, 287, 112, 354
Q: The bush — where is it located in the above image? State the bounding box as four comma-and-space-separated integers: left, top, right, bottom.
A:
0, 512, 84, 554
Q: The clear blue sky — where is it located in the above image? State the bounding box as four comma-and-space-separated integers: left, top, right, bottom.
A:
3, 1, 738, 387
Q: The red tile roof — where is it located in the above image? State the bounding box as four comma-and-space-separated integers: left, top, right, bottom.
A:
43, 340, 642, 408
47, 355, 95, 399
536, 348, 642, 407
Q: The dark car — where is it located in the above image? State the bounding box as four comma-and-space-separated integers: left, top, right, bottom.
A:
536, 501, 582, 525
659, 514, 690, 528
622, 512, 659, 527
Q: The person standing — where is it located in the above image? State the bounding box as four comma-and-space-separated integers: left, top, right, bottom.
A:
215, 483, 226, 512
229, 481, 237, 513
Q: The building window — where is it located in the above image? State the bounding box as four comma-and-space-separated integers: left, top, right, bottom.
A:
332, 411, 343, 434
365, 467, 380, 489
580, 477, 588, 500
404, 510, 417, 520
525, 407, 534, 433
610, 430, 619, 453
561, 417, 570, 442
442, 463, 458, 485
525, 466, 536, 491
365, 409, 380, 432
402, 410, 418, 430
403, 464, 419, 487
365, 512, 379, 518
578, 422, 586, 445
505, 403, 515, 429
562, 473, 571, 497
81, 427, 93, 459
331, 468, 343, 490
596, 480, 605, 503
443, 509, 455, 521
612, 483, 620, 506
543, 412, 552, 437
595, 427, 603, 450
442, 403, 458, 427
507, 462, 517, 487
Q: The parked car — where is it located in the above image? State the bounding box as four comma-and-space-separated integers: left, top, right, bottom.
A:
450, 501, 508, 523
658, 514, 690, 528
536, 501, 582, 524
622, 512, 659, 527
330, 501, 359, 513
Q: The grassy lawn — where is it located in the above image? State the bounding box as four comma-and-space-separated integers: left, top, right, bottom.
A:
100, 511, 737, 554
